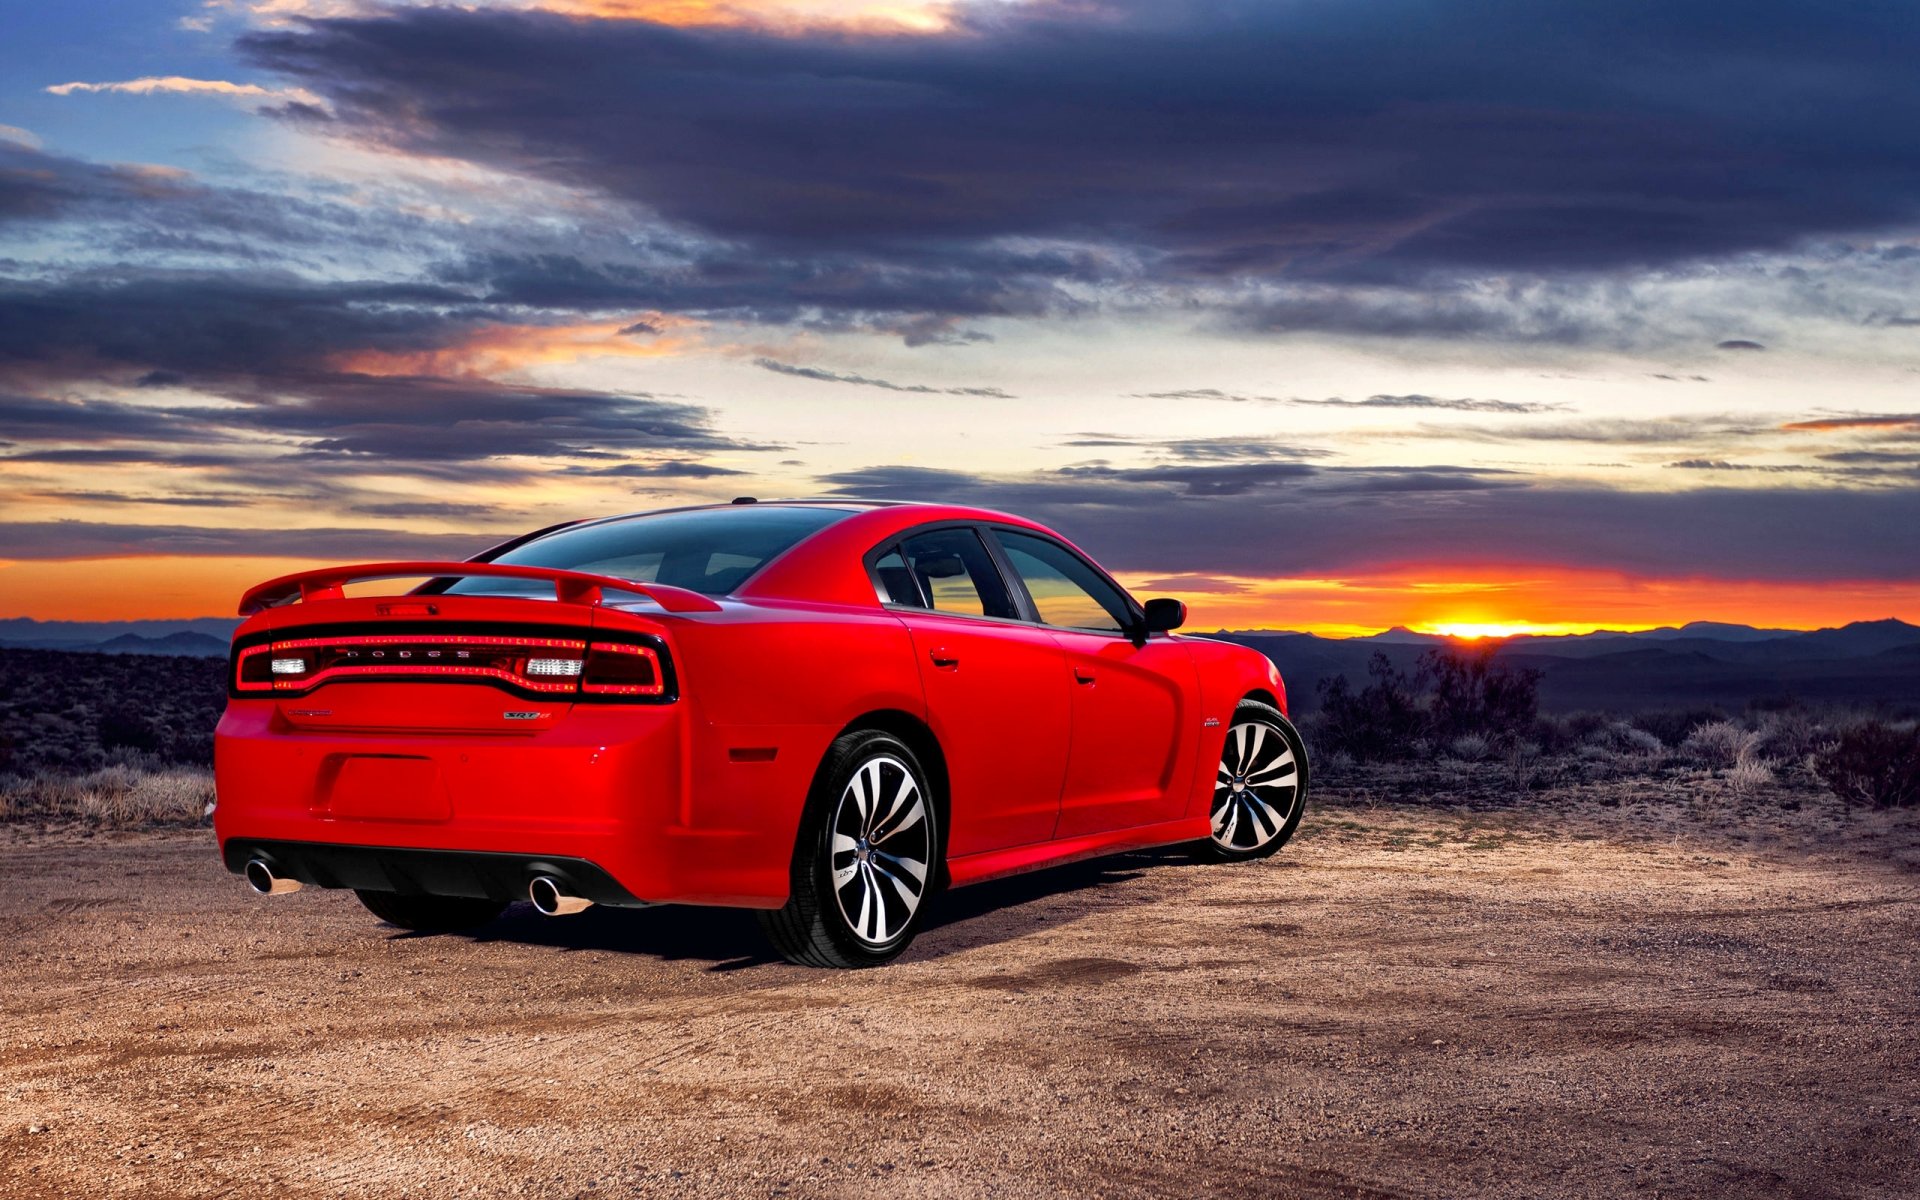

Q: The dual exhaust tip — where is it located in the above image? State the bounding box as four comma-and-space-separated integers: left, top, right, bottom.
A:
527, 875, 592, 917
244, 858, 591, 917
244, 858, 302, 895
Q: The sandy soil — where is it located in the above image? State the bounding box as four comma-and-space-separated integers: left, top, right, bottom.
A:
2, 802, 1916, 1199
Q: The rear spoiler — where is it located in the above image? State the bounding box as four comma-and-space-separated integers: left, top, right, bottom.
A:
237, 561, 724, 616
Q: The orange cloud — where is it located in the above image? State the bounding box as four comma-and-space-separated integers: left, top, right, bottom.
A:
45, 76, 323, 106
536, 0, 956, 32
333, 314, 697, 377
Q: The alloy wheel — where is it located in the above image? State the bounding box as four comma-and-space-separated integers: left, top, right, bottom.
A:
829, 753, 932, 948
1211, 720, 1302, 852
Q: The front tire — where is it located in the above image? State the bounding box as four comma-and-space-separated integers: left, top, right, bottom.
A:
355, 890, 508, 932
1200, 701, 1308, 862
759, 730, 940, 968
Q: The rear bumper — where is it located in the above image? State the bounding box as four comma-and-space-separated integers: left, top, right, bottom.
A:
214, 695, 829, 908
222, 839, 649, 908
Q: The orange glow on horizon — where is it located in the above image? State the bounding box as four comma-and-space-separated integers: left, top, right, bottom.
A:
4, 555, 1917, 634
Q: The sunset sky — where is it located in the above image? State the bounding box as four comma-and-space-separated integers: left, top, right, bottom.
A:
3, 0, 1919, 635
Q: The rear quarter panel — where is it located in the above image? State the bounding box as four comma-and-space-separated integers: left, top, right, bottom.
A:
660, 599, 924, 903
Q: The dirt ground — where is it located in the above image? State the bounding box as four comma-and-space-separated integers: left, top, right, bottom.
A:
2, 799, 1916, 1199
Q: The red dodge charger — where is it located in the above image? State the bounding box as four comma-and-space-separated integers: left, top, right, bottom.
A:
215, 500, 1308, 966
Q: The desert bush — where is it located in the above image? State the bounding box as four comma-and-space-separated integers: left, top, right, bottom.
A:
1316, 647, 1541, 763
1726, 756, 1776, 797
1632, 706, 1729, 748
1681, 720, 1754, 768
1504, 740, 1545, 791
1813, 721, 1920, 810
1449, 733, 1491, 762
0, 765, 214, 826
0, 648, 225, 774
1750, 709, 1830, 762
1316, 653, 1424, 761
1423, 646, 1542, 747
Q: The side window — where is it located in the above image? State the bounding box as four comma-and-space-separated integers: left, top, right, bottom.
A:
994, 530, 1134, 633
871, 546, 923, 606
895, 528, 1017, 619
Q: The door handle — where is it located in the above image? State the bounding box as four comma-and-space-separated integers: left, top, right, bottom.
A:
929, 647, 960, 668
1073, 667, 1097, 685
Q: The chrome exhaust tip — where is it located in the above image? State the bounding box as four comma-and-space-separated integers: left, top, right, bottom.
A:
528, 875, 592, 917
244, 858, 302, 896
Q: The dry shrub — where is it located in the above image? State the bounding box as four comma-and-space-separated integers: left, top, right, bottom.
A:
1814, 721, 1920, 810
1751, 709, 1830, 762
1726, 756, 1776, 798
1633, 707, 1728, 747
1584, 720, 1664, 757
1681, 720, 1754, 768
1449, 733, 1491, 762
0, 766, 214, 827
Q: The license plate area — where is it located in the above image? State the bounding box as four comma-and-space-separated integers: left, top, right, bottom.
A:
322, 755, 451, 822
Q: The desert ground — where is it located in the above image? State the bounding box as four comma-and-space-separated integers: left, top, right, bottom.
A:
2, 790, 1916, 1199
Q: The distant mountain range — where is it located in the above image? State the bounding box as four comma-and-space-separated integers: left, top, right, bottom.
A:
0, 617, 239, 657
5, 614, 1919, 713
1209, 618, 1920, 713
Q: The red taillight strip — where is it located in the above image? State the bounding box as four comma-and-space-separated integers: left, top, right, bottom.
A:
235, 643, 275, 692
272, 664, 578, 693
582, 642, 665, 696
234, 634, 664, 698
270, 634, 586, 652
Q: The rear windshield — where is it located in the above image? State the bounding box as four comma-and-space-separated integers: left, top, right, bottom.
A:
442, 506, 851, 598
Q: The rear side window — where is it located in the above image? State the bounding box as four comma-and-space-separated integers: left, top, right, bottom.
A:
893, 528, 1017, 619
994, 530, 1135, 632
443, 506, 849, 598
871, 547, 924, 605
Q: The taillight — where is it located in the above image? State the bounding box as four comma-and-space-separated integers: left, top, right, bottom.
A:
231, 632, 670, 700
582, 643, 664, 696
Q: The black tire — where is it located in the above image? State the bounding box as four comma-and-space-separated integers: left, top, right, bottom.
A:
354, 890, 508, 932
758, 730, 941, 968
1199, 700, 1308, 862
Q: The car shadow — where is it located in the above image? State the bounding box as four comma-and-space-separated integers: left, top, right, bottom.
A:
416, 845, 1200, 972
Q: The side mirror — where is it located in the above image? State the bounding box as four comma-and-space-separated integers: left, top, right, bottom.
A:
1141, 597, 1187, 634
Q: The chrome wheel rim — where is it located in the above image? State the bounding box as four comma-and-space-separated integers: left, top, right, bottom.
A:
1211, 720, 1301, 851
830, 753, 932, 947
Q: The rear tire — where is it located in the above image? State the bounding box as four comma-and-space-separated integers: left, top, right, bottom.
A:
355, 890, 508, 932
1199, 700, 1308, 862
759, 730, 940, 968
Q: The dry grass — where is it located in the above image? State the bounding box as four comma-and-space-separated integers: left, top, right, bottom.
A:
0, 765, 214, 827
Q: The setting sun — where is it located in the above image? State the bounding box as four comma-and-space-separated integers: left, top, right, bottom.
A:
1417, 620, 1642, 640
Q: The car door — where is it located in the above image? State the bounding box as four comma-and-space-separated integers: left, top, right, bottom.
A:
988, 528, 1199, 839
876, 527, 1072, 856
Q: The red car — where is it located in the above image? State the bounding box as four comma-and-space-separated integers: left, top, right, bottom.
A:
215, 500, 1308, 966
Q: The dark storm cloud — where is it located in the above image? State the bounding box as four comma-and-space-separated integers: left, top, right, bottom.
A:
753, 358, 1014, 398
0, 522, 502, 562
811, 464, 1920, 583
0, 372, 755, 471
0, 274, 476, 381
243, 0, 1920, 283
0, 140, 194, 223
0, 276, 773, 481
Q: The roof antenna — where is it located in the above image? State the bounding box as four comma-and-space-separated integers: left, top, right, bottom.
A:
730, 496, 758, 505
